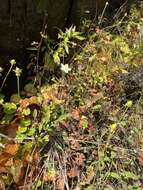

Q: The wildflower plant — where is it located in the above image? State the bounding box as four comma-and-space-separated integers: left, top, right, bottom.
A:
0, 59, 16, 91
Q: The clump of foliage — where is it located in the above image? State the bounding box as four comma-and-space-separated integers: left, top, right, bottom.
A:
0, 2, 143, 190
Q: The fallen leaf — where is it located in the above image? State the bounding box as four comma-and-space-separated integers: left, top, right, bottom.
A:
0, 153, 13, 166
55, 177, 65, 190
85, 92, 104, 108
137, 151, 143, 166
71, 107, 87, 121
69, 137, 80, 150
0, 117, 21, 138
74, 152, 85, 167
4, 143, 19, 155
0, 166, 8, 173
19, 96, 38, 109
0, 143, 19, 167
68, 166, 80, 178
71, 108, 81, 120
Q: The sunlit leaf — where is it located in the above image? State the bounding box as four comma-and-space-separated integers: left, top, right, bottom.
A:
3, 103, 17, 115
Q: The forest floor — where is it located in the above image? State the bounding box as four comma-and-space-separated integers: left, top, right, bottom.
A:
0, 2, 143, 190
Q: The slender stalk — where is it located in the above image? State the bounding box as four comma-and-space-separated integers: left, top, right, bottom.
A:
0, 64, 13, 91
17, 76, 20, 97
98, 2, 109, 25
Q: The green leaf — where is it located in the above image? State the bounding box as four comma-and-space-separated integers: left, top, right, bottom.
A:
109, 172, 121, 179
85, 185, 94, 190
64, 43, 69, 54
93, 104, 102, 112
121, 171, 139, 180
53, 52, 61, 64
16, 134, 26, 143
3, 103, 17, 114
55, 113, 70, 124
22, 108, 31, 116
21, 119, 31, 127
75, 35, 85, 41
18, 126, 27, 133
82, 117, 88, 129
27, 128, 36, 136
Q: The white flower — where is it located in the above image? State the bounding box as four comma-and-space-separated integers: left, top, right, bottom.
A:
0, 67, 3, 72
13, 67, 22, 77
61, 64, 71, 74
10, 59, 16, 65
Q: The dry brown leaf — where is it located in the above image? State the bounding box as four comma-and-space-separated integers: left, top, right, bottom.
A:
74, 152, 85, 167
33, 150, 41, 164
0, 166, 8, 173
4, 143, 19, 155
138, 151, 143, 166
0, 122, 19, 138
85, 92, 103, 108
19, 96, 38, 109
0, 143, 19, 167
23, 152, 31, 166
69, 137, 80, 150
4, 159, 13, 167
68, 166, 80, 178
0, 153, 12, 166
55, 177, 65, 190
71, 106, 87, 121
71, 108, 81, 120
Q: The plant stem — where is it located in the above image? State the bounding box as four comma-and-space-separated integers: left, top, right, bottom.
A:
98, 2, 109, 25
17, 76, 20, 97
0, 64, 13, 91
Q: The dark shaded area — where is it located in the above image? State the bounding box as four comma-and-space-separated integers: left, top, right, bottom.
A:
0, 0, 132, 95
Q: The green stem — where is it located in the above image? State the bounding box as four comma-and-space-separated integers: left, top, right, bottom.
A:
0, 65, 13, 91
98, 2, 109, 25
17, 76, 20, 97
